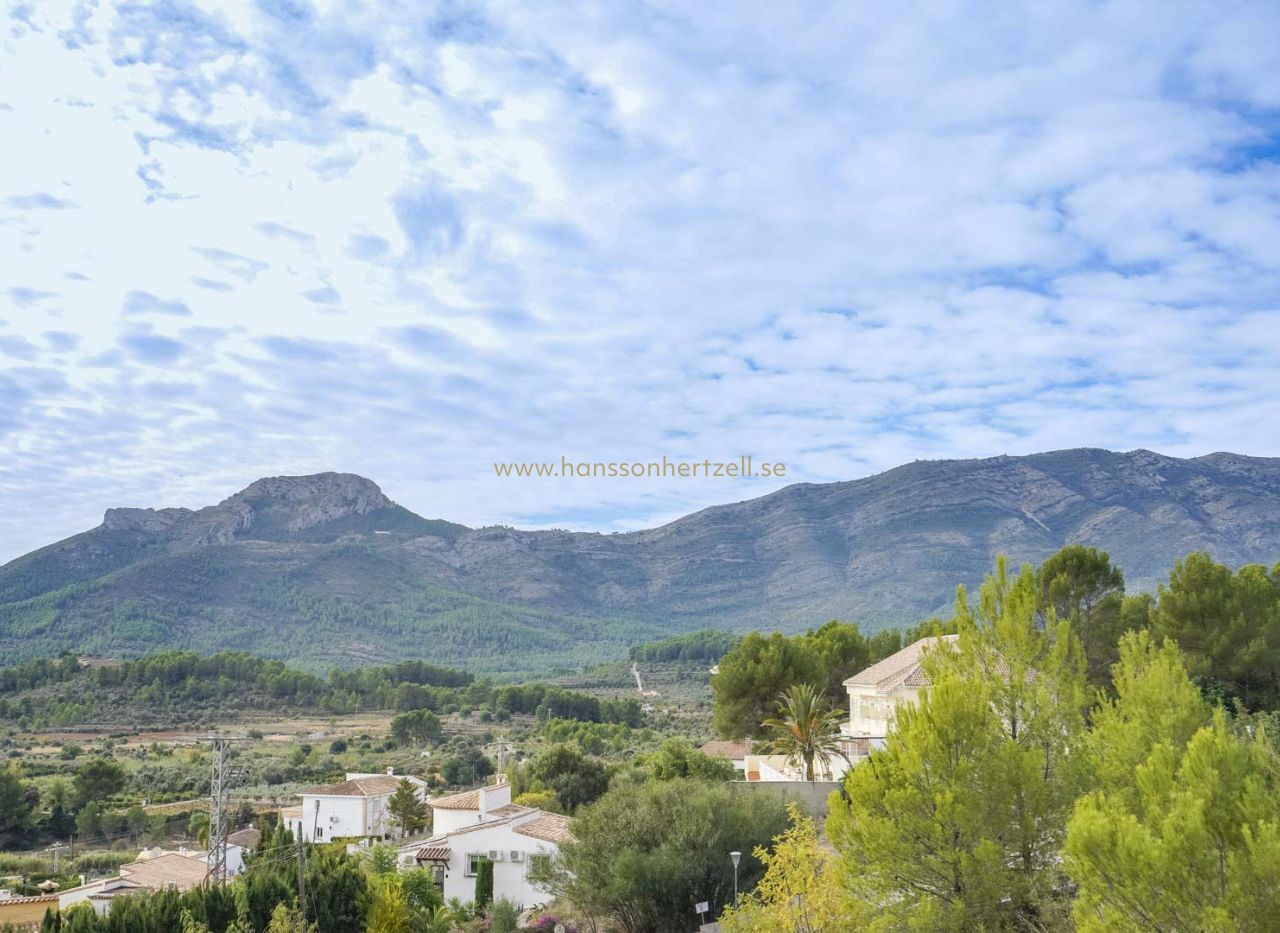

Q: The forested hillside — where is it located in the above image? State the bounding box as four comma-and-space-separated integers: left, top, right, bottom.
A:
2, 450, 1278, 671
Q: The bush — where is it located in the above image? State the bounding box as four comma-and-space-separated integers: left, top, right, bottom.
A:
491, 898, 519, 933
534, 779, 789, 932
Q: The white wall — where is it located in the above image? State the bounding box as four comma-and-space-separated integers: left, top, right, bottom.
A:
430, 821, 558, 909
432, 783, 511, 836
846, 685, 923, 737
296, 794, 390, 842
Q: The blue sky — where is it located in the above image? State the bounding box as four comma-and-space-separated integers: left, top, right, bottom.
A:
1, 0, 1279, 563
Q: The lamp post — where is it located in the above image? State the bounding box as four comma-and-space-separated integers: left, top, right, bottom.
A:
730, 850, 741, 908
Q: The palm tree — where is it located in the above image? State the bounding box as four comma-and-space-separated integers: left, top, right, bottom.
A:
415, 905, 457, 933
762, 683, 849, 781
188, 810, 210, 849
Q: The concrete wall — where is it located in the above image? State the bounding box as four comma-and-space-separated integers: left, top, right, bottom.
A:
733, 780, 842, 821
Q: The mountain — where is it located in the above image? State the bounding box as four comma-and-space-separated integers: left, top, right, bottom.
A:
2, 450, 1278, 673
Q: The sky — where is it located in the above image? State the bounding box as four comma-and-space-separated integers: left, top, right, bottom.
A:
1, 0, 1279, 564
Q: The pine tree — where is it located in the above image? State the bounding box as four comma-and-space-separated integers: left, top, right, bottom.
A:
1066, 629, 1280, 931
828, 556, 1088, 930
386, 779, 428, 836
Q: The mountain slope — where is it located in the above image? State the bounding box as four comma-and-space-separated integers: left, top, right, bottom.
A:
2, 450, 1278, 672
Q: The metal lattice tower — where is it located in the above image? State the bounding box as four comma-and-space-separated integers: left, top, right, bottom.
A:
204, 737, 247, 886
206, 738, 231, 885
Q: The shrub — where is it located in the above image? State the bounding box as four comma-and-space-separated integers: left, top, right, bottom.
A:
491, 898, 519, 933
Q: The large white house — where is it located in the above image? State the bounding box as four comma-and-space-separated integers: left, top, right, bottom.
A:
286, 769, 428, 843
742, 634, 957, 782
839, 634, 958, 759
398, 781, 571, 909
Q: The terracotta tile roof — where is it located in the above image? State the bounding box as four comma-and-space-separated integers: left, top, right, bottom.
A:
429, 788, 480, 810
699, 740, 752, 759
118, 853, 208, 891
87, 879, 146, 900
302, 775, 403, 797
414, 846, 452, 862
228, 827, 261, 848
844, 635, 958, 691
513, 812, 572, 844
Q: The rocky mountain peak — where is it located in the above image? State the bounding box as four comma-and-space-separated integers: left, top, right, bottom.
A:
100, 473, 394, 543
215, 472, 394, 533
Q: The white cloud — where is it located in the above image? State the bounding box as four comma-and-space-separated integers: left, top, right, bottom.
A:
0, 0, 1277, 563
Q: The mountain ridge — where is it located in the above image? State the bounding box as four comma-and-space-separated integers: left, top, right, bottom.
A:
2, 448, 1278, 673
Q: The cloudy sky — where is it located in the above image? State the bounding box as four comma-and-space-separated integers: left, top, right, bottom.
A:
2, 1, 1279, 563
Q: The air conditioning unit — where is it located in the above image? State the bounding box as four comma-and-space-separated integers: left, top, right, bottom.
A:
487, 849, 505, 862
508, 850, 524, 862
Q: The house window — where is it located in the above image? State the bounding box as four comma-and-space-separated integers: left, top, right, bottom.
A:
315, 827, 323, 839
465, 853, 484, 877
431, 864, 445, 890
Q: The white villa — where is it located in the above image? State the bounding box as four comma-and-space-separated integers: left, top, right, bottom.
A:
840, 634, 958, 759
284, 769, 428, 843
398, 780, 571, 909
743, 634, 958, 782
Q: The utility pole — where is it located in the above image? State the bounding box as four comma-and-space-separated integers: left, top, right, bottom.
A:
296, 832, 309, 920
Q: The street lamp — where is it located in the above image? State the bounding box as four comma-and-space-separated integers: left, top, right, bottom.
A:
730, 851, 742, 908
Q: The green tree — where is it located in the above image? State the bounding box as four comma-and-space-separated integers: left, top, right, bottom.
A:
389, 709, 443, 746
1153, 554, 1280, 709
645, 738, 736, 782
400, 867, 445, 914
529, 744, 610, 812
511, 789, 560, 812
531, 778, 789, 933
387, 779, 429, 836
75, 800, 103, 840
1064, 629, 1280, 930
265, 903, 316, 933
439, 748, 494, 786
367, 874, 411, 933
363, 843, 400, 877
60, 904, 102, 933
0, 763, 38, 846
304, 846, 370, 933
1036, 544, 1130, 686
828, 556, 1088, 930
44, 778, 75, 837
712, 632, 822, 739
73, 758, 126, 808
802, 621, 874, 705
126, 804, 149, 838
721, 803, 864, 933
474, 857, 494, 909
1084, 630, 1209, 803
761, 683, 847, 782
